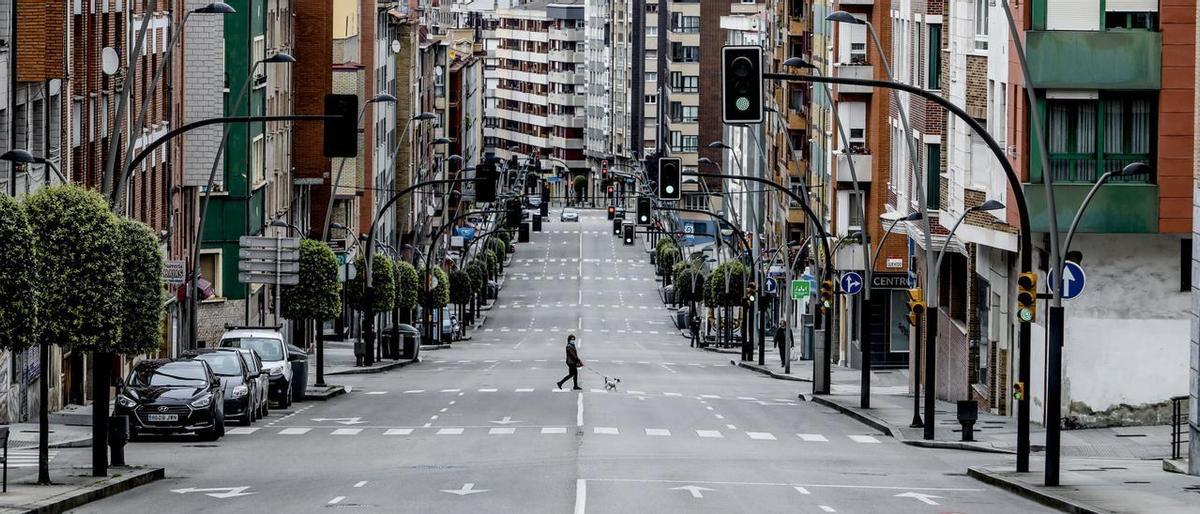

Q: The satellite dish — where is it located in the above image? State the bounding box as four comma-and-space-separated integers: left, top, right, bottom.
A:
391, 40, 402, 54
102, 47, 120, 76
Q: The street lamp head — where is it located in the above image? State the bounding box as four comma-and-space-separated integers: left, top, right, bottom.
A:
1119, 161, 1152, 177
707, 141, 732, 150
697, 157, 717, 166
413, 112, 438, 121
193, 2, 236, 14
262, 52, 296, 64
330, 222, 351, 232
826, 11, 865, 24
446, 154, 464, 162
0, 149, 38, 164
974, 200, 1005, 212
368, 93, 398, 104
432, 138, 454, 145
268, 220, 290, 228
904, 212, 925, 221
782, 57, 817, 70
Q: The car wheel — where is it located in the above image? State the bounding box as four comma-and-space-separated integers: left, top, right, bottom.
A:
240, 412, 253, 426
261, 399, 269, 417
286, 388, 293, 408
216, 414, 226, 437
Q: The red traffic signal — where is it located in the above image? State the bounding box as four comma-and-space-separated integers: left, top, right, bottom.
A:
607, 206, 615, 220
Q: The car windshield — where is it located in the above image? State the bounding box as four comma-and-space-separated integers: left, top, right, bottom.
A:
222, 337, 285, 361
564, 209, 577, 215
233, 351, 256, 372
128, 362, 208, 387
196, 353, 243, 377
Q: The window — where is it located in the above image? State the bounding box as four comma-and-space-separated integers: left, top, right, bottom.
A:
647, 26, 657, 36
1045, 95, 1154, 183
199, 251, 223, 298
251, 135, 265, 186
847, 191, 864, 230
926, 144, 940, 210
927, 24, 941, 89
645, 94, 657, 104
670, 43, 699, 62
71, 99, 82, 148
972, 281, 993, 389
850, 43, 867, 64
1105, 11, 1158, 30
646, 72, 657, 83
671, 14, 700, 33
974, 0, 989, 50
888, 291, 910, 352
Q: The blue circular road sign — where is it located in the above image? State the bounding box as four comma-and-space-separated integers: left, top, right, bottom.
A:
1047, 261, 1086, 300
840, 271, 864, 296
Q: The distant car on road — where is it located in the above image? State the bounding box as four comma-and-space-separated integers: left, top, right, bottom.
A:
220, 348, 269, 421
185, 349, 258, 426
218, 327, 294, 408
560, 208, 579, 222
116, 359, 225, 441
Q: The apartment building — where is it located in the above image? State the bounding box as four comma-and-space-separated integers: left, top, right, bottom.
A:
484, 0, 588, 193
661, 0, 704, 176
638, 0, 657, 157
585, 0, 635, 175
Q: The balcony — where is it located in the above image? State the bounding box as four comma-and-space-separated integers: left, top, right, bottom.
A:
1024, 157, 1158, 233
833, 63, 873, 94
548, 71, 585, 85
548, 92, 587, 107
835, 151, 872, 183
494, 28, 549, 43
838, 0, 874, 4
548, 50, 585, 64
549, 28, 584, 40
1026, 30, 1160, 90
834, 243, 865, 271
549, 114, 587, 128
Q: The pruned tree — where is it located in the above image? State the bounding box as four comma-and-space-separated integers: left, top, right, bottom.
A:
0, 193, 41, 481
115, 217, 166, 357
395, 260, 420, 322
346, 254, 397, 314
282, 239, 341, 384
449, 269, 473, 327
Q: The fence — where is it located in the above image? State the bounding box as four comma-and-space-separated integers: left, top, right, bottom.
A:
1170, 395, 1189, 460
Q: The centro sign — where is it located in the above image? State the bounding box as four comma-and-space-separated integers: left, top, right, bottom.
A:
870, 273, 910, 290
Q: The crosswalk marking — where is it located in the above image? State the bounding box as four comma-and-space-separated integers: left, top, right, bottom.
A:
384, 429, 413, 435
515, 388, 534, 392
746, 432, 776, 440
403, 390, 424, 394
279, 428, 311, 435
226, 427, 259, 435
542, 427, 568, 434
594, 427, 619, 435
332, 428, 362, 436
437, 428, 464, 435
489, 427, 516, 435
797, 433, 829, 442
645, 428, 671, 437
478, 388, 498, 392
696, 430, 723, 438
364, 391, 387, 395
6, 450, 58, 468
848, 435, 880, 444
819, 506, 837, 512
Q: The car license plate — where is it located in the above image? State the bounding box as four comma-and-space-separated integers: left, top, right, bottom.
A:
146, 414, 178, 422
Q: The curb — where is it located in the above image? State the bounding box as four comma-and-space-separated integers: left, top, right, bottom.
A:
967, 466, 1105, 514
304, 385, 346, 401
13, 437, 93, 451
325, 359, 416, 376
702, 347, 741, 355
732, 360, 812, 382
807, 395, 1014, 454
1162, 459, 1188, 474
5, 466, 163, 514
420, 344, 452, 351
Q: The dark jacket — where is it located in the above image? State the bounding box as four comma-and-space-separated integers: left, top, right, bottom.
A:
774, 327, 788, 346
565, 343, 582, 367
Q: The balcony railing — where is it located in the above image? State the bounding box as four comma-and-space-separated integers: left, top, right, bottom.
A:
1047, 155, 1154, 184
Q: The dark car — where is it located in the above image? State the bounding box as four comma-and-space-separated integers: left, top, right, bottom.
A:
115, 359, 224, 441
185, 349, 257, 426
220, 348, 269, 420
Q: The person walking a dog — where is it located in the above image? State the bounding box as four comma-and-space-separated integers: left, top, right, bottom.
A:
556, 334, 584, 390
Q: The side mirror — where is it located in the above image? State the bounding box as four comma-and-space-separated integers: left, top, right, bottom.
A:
260, 367, 270, 375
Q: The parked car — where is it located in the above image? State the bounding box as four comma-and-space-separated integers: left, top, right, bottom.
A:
220, 348, 269, 419
218, 327, 294, 407
115, 359, 224, 441
185, 349, 257, 426
560, 208, 579, 222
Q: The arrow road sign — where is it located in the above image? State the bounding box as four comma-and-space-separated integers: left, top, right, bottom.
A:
441, 483, 489, 496
171, 486, 257, 499
764, 278, 778, 294
840, 271, 864, 296
238, 260, 301, 273
311, 417, 367, 425
670, 485, 715, 499
489, 416, 521, 425
894, 492, 942, 505
1047, 261, 1086, 300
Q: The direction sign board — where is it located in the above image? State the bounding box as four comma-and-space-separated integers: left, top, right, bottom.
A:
764, 278, 778, 294
163, 260, 186, 285
238, 236, 301, 285
238, 236, 300, 249
238, 272, 300, 285
239, 248, 300, 261
840, 271, 864, 296
237, 260, 301, 273
1047, 261, 1086, 300
791, 279, 811, 300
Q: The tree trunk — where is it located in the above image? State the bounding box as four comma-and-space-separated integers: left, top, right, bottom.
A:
38, 340, 49, 484
91, 351, 110, 477
315, 319, 326, 387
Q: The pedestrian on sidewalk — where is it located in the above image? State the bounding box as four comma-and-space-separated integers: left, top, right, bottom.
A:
773, 319, 790, 367
688, 312, 701, 348
556, 334, 584, 390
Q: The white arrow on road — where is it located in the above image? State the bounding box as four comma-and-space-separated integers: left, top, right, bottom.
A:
441, 483, 489, 496
311, 417, 366, 425
171, 487, 256, 499
670, 485, 715, 498
894, 492, 942, 505
489, 416, 521, 425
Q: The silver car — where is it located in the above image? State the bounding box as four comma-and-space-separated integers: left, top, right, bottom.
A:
560, 208, 579, 222
219, 348, 269, 420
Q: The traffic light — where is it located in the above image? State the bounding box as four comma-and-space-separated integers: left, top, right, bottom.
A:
607, 185, 615, 198
721, 46, 764, 124
607, 206, 615, 220
906, 288, 926, 326
819, 279, 834, 311
475, 162, 497, 203
622, 223, 634, 246
505, 200, 521, 227
323, 94, 359, 157
1016, 272, 1037, 323
1013, 382, 1026, 402
657, 157, 681, 200
746, 282, 758, 303
636, 197, 652, 226
601, 159, 609, 177
613, 218, 622, 235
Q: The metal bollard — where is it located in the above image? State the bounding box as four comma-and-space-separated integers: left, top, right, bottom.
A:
108, 415, 129, 466
957, 400, 978, 442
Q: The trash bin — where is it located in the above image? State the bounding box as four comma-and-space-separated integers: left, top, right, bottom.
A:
395, 323, 421, 360
287, 344, 308, 400
674, 307, 688, 329
379, 326, 396, 360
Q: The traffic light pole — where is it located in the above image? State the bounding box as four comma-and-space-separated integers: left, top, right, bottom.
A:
763, 70, 1033, 459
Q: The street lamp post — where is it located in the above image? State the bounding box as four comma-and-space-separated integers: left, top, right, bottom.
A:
1, 149, 66, 189
872, 211, 927, 426
320, 93, 398, 242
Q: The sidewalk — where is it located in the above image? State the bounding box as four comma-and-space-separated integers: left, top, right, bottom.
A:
0, 465, 162, 514
5, 423, 92, 450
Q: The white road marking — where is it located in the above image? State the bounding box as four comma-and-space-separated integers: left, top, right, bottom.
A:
700, 394, 720, 399
437, 428, 464, 435
794, 486, 810, 495
441, 389, 461, 393
626, 390, 646, 395
364, 391, 387, 395
478, 388, 498, 392
489, 427, 516, 435
798, 433, 829, 442
696, 430, 724, 438
818, 506, 836, 512
279, 428, 311, 435
354, 481, 368, 488
663, 392, 682, 397
747, 432, 776, 440
226, 427, 259, 435
574, 479, 587, 514
849, 435, 881, 444
328, 496, 346, 505
645, 428, 671, 436
515, 388, 534, 392
332, 428, 362, 436
384, 429, 413, 435
577, 392, 584, 426
440, 408, 448, 413
403, 390, 425, 394
542, 427, 568, 434
593, 427, 619, 435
